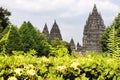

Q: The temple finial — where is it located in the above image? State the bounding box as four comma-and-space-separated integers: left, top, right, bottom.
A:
94, 4, 96, 8
42, 23, 49, 38
70, 38, 75, 51
50, 20, 62, 41
92, 4, 98, 14
54, 19, 56, 24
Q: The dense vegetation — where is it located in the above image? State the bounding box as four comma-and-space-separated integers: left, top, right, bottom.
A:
100, 13, 120, 54
0, 7, 120, 80
0, 7, 11, 32
0, 52, 120, 80
0, 22, 69, 56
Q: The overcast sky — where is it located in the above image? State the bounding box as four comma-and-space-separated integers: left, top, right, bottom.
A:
0, 0, 120, 45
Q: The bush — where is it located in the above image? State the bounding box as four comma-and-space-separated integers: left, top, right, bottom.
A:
0, 52, 120, 80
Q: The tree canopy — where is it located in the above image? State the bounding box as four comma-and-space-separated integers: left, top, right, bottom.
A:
100, 13, 120, 53
19, 21, 51, 56
0, 7, 11, 31
0, 25, 21, 54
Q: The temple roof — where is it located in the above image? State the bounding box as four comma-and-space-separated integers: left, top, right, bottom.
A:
92, 4, 98, 15
50, 20, 62, 41
70, 38, 75, 50
42, 23, 49, 38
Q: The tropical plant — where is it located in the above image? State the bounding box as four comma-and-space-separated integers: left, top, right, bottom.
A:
100, 13, 120, 53
0, 52, 120, 80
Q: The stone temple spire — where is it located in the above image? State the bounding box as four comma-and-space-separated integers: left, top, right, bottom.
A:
42, 23, 49, 38
70, 38, 75, 51
77, 42, 82, 52
82, 4, 105, 53
50, 20, 62, 41
92, 4, 98, 15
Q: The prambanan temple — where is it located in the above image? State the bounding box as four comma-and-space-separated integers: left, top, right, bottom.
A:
42, 4, 105, 53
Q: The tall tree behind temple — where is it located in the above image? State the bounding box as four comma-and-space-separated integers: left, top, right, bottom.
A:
0, 7, 11, 31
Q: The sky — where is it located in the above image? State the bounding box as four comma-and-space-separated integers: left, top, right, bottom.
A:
0, 0, 120, 46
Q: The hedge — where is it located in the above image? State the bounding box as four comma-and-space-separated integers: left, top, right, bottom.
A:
0, 53, 120, 80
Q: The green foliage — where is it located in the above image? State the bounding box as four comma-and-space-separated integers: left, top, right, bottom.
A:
0, 24, 3, 33
49, 38, 71, 57
19, 21, 51, 56
0, 25, 21, 54
107, 25, 120, 54
0, 7, 11, 31
100, 26, 111, 51
0, 21, 70, 56
0, 52, 120, 80
51, 38, 68, 47
19, 21, 37, 52
100, 13, 120, 53
50, 38, 71, 53
49, 45, 69, 57
12, 49, 37, 56
0, 24, 10, 39
6, 26, 21, 54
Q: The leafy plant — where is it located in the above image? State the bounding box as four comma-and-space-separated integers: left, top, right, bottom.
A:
0, 7, 11, 31
0, 52, 120, 80
100, 13, 120, 54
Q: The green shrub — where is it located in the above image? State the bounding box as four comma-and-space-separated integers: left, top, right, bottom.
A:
0, 52, 120, 80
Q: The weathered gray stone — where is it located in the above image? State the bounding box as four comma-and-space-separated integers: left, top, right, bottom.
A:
82, 4, 105, 53
77, 42, 82, 52
70, 38, 75, 51
50, 20, 62, 41
42, 23, 49, 38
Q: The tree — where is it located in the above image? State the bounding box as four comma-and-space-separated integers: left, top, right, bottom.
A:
100, 26, 111, 51
0, 24, 3, 33
100, 13, 120, 52
0, 7, 11, 31
0, 25, 21, 54
107, 25, 120, 54
19, 21, 37, 52
50, 38, 71, 55
19, 21, 51, 56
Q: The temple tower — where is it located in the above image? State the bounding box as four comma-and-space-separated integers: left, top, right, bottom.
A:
42, 23, 49, 38
77, 42, 82, 52
50, 20, 62, 41
70, 38, 75, 51
82, 4, 105, 53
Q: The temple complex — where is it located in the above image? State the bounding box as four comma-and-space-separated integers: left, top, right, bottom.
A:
42, 4, 105, 53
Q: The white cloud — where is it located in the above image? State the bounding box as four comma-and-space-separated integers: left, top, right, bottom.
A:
0, 0, 119, 17
0, 0, 75, 12
0, 0, 120, 44
60, 0, 120, 18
